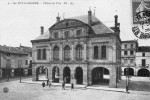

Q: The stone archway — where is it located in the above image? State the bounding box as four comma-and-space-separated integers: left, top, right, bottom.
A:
75, 67, 83, 84
137, 68, 150, 77
124, 68, 134, 76
92, 67, 109, 86
63, 66, 71, 83
52, 66, 59, 83
36, 66, 48, 81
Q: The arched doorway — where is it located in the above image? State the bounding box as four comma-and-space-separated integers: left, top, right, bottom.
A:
52, 66, 59, 83
137, 68, 150, 77
75, 67, 83, 84
63, 67, 71, 83
92, 67, 109, 86
124, 68, 134, 76
36, 66, 48, 81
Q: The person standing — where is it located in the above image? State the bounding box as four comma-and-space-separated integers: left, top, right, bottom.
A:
42, 81, 45, 90
48, 81, 51, 90
47, 79, 49, 86
71, 83, 74, 91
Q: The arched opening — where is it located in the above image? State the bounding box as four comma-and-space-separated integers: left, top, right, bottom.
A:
124, 68, 134, 76
92, 67, 109, 86
36, 66, 48, 81
75, 67, 83, 84
52, 66, 59, 83
137, 68, 150, 77
63, 67, 71, 83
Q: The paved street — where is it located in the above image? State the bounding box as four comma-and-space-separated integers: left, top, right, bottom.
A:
0, 76, 150, 100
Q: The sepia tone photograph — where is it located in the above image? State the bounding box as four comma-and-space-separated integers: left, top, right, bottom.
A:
0, 0, 150, 100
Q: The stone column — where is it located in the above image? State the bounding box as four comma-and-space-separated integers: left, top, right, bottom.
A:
71, 44, 74, 61
60, 44, 63, 61
83, 67, 88, 85
87, 67, 92, 85
59, 67, 64, 83
71, 69, 74, 83
83, 43, 86, 60
48, 66, 52, 82
109, 66, 117, 88
32, 65, 37, 81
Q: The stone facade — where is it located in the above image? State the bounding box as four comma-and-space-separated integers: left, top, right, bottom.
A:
31, 10, 121, 88
0, 45, 32, 78
121, 40, 138, 76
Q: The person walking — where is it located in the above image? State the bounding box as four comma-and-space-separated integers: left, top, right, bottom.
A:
71, 83, 74, 91
48, 81, 51, 90
47, 79, 49, 86
42, 81, 45, 90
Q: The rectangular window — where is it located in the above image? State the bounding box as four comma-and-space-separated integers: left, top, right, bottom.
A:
142, 52, 145, 57
6, 59, 11, 67
64, 31, 69, 38
124, 44, 127, 48
142, 59, 146, 66
43, 49, 46, 60
124, 51, 128, 55
130, 59, 134, 63
131, 44, 133, 48
25, 60, 28, 65
94, 46, 98, 59
37, 49, 41, 60
30, 52, 32, 57
101, 45, 106, 59
7, 53, 10, 57
54, 32, 58, 39
130, 50, 134, 55
76, 30, 81, 36
18, 60, 22, 67
124, 59, 128, 64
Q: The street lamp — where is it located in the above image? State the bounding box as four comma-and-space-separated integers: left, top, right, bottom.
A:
126, 65, 130, 93
19, 65, 22, 83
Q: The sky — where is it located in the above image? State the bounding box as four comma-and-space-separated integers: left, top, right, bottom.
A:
0, 0, 150, 47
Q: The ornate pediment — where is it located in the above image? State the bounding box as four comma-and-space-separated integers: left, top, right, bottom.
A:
50, 19, 88, 30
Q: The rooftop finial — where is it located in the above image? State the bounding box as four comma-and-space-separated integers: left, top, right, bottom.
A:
58, 13, 59, 17
63, 13, 65, 19
94, 7, 96, 16
89, 6, 91, 11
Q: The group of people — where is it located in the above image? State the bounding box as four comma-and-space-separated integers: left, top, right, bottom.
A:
42, 79, 51, 90
42, 78, 74, 91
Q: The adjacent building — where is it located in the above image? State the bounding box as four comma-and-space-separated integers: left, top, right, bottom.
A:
135, 46, 150, 77
0, 45, 32, 78
31, 10, 122, 88
121, 40, 138, 76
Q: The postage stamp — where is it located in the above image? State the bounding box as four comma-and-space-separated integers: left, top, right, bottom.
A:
132, 0, 150, 39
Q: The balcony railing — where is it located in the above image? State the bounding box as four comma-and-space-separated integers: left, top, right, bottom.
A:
139, 64, 149, 68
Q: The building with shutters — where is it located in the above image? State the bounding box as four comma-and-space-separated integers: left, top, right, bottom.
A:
0, 45, 32, 78
31, 10, 121, 88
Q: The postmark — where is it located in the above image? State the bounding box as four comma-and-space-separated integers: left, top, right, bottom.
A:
3, 87, 9, 93
132, 0, 150, 39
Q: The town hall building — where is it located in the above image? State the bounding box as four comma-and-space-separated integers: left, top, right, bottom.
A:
31, 10, 121, 88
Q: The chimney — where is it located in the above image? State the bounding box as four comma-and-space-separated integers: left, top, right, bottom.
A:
56, 13, 60, 22
88, 9, 92, 25
40, 26, 44, 35
114, 15, 118, 29
114, 15, 120, 35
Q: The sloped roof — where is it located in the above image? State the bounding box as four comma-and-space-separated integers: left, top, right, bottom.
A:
69, 15, 114, 34
0, 45, 31, 54
33, 14, 114, 41
138, 46, 150, 52
34, 31, 49, 40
